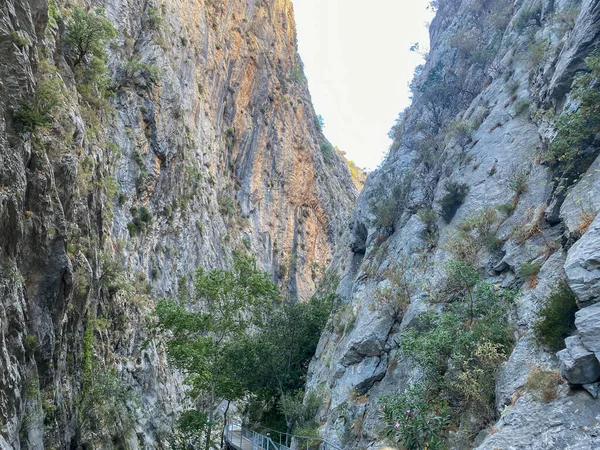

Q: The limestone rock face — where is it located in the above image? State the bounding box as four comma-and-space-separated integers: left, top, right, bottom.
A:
575, 302, 600, 354
0, 0, 357, 448
306, 0, 600, 448
565, 215, 600, 307
557, 335, 600, 385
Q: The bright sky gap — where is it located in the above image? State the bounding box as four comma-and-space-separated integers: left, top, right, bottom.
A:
292, 0, 435, 171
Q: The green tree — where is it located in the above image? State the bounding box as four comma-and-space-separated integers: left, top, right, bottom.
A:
224, 294, 334, 436
155, 253, 278, 450
65, 7, 116, 68
65, 7, 116, 98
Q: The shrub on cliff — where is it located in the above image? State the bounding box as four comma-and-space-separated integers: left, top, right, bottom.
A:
534, 280, 578, 351
369, 173, 413, 229
546, 52, 600, 180
14, 78, 62, 131
320, 141, 334, 163
439, 181, 469, 223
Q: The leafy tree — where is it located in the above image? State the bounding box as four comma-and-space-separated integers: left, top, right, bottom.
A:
155, 253, 278, 450
225, 294, 334, 435
65, 7, 116, 68
65, 7, 116, 97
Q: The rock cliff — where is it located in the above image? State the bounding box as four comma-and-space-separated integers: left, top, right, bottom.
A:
0, 0, 357, 448
307, 0, 600, 448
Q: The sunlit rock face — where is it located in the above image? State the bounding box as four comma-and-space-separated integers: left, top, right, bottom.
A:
306, 0, 600, 448
0, 0, 357, 447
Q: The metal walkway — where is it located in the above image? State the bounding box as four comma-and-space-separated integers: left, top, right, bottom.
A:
224, 422, 343, 450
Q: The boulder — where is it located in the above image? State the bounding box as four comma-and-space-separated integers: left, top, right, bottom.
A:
557, 336, 600, 385
565, 215, 600, 307
575, 302, 600, 353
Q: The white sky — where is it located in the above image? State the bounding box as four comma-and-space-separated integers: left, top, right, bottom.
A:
292, 0, 435, 171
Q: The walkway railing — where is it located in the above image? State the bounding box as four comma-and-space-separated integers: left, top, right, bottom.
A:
224, 422, 343, 450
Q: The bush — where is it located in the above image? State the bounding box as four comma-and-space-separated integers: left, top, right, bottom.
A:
547, 53, 600, 179
128, 205, 152, 235
379, 384, 450, 450
534, 280, 578, 351
320, 142, 333, 164
514, 1, 542, 32
369, 174, 413, 229
519, 261, 541, 279
123, 57, 161, 85
439, 181, 469, 223
146, 6, 163, 30
525, 367, 562, 402
507, 167, 529, 198
418, 208, 438, 248
14, 78, 62, 130
79, 367, 137, 447
396, 277, 514, 439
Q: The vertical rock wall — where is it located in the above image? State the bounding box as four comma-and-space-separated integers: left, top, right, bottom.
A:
307, 0, 600, 448
0, 0, 357, 448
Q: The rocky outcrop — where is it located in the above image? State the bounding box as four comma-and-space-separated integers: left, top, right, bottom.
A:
557, 335, 600, 385
565, 215, 600, 307
307, 0, 600, 448
0, 0, 357, 448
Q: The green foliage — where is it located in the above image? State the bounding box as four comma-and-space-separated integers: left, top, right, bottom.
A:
547, 53, 600, 179
514, 1, 542, 32
506, 80, 519, 96
65, 7, 116, 68
508, 167, 529, 198
410, 62, 464, 131
10, 30, 29, 47
526, 39, 550, 71
445, 119, 474, 145
390, 266, 515, 442
380, 384, 450, 450
291, 61, 306, 82
519, 261, 541, 279
534, 280, 578, 351
65, 7, 116, 99
418, 208, 438, 248
79, 320, 136, 447
123, 57, 161, 85
217, 192, 238, 216
316, 115, 324, 131
14, 78, 62, 131
496, 202, 516, 217
79, 367, 137, 447
146, 6, 163, 30
369, 173, 413, 229
439, 181, 469, 223
228, 294, 334, 431
514, 99, 530, 117
320, 141, 334, 164
156, 253, 280, 445
128, 205, 152, 236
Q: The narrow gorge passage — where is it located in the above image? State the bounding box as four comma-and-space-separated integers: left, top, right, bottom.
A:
1, 1, 600, 450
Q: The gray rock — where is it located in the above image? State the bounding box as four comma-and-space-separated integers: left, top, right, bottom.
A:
476, 391, 600, 450
565, 215, 600, 306
557, 335, 600, 385
582, 382, 599, 398
575, 302, 600, 353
